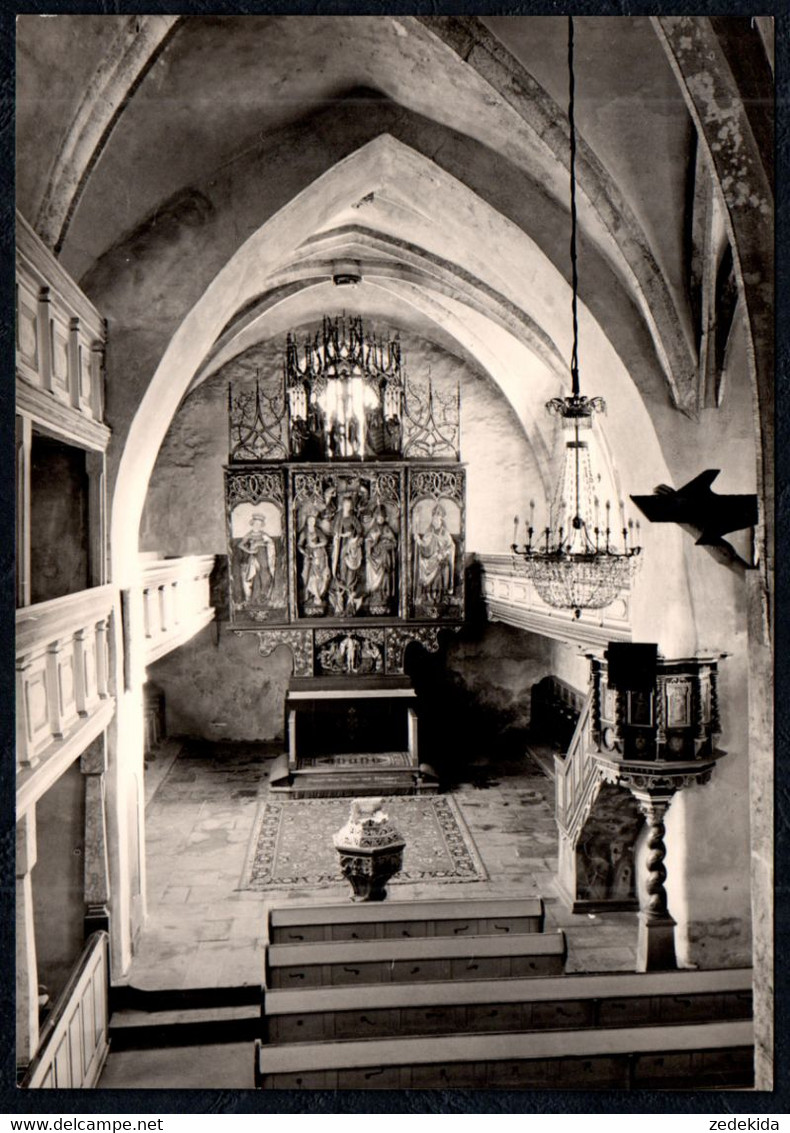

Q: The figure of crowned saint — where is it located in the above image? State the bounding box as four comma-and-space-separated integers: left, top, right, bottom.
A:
237, 513, 276, 606
414, 503, 455, 606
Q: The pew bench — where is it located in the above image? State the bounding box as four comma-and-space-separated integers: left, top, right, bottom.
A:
262, 967, 753, 1043
265, 897, 545, 944
255, 1019, 754, 1089
264, 931, 567, 990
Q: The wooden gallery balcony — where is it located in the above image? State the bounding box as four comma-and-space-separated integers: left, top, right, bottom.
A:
140, 555, 216, 665
16, 586, 116, 814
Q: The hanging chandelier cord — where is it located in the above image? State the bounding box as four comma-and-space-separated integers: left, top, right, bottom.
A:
510, 15, 641, 617
568, 15, 581, 400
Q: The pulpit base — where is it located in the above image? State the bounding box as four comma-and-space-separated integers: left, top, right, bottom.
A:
637, 913, 678, 972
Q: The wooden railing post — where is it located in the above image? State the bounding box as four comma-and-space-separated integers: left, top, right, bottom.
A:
15, 415, 32, 608
86, 451, 107, 588
81, 738, 111, 938
36, 287, 53, 393
16, 811, 39, 1071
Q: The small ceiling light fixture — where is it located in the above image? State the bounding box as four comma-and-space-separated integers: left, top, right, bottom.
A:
512, 16, 641, 619
332, 260, 362, 287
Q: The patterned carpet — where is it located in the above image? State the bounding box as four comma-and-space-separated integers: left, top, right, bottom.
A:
241, 795, 488, 891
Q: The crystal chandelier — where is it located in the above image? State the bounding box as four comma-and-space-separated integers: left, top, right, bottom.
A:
512, 17, 641, 619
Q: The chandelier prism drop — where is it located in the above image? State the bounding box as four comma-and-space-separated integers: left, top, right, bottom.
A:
511, 18, 641, 618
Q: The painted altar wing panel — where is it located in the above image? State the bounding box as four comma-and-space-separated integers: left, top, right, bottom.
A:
225, 466, 289, 627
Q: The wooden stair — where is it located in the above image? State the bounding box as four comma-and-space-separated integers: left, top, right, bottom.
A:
109, 984, 262, 1050
256, 897, 754, 1090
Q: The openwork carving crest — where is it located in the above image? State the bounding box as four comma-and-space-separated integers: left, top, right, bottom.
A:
253, 629, 313, 677
226, 470, 285, 506
229, 380, 287, 462
385, 625, 444, 673
409, 468, 464, 504
403, 379, 460, 460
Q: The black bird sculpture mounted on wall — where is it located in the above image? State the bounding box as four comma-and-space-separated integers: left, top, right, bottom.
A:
631, 469, 758, 574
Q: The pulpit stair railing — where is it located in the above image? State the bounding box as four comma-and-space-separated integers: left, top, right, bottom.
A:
554, 692, 601, 852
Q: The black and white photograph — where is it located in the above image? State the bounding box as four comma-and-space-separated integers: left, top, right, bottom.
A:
12, 11, 775, 1104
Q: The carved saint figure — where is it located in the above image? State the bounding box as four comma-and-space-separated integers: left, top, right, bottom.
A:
236, 513, 276, 606
414, 503, 455, 606
364, 505, 398, 611
298, 513, 330, 609
330, 495, 364, 614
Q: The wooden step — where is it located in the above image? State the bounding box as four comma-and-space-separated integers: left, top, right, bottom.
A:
109, 1003, 261, 1049
111, 983, 261, 1012
278, 777, 424, 799
264, 932, 566, 989
267, 897, 545, 944
263, 968, 752, 1043
255, 1019, 754, 1089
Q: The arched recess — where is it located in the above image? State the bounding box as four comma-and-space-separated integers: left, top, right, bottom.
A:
113, 133, 694, 651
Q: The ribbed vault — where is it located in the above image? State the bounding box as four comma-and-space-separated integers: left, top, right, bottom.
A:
111, 133, 691, 651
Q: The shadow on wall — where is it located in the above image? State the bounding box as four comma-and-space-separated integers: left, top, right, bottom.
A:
407, 565, 555, 783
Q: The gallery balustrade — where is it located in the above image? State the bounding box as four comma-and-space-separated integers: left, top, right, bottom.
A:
16, 586, 116, 812
140, 554, 216, 664
478, 553, 632, 648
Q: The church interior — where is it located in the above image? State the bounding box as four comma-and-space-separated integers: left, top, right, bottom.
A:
14, 15, 774, 1095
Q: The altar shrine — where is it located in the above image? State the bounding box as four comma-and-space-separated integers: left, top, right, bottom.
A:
224, 316, 466, 793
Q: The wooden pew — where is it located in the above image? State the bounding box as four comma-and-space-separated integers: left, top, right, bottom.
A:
262, 967, 752, 1043
264, 931, 567, 990
255, 1019, 754, 1089
266, 897, 545, 944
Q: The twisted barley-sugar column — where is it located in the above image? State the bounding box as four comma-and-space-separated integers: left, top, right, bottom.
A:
638, 796, 672, 922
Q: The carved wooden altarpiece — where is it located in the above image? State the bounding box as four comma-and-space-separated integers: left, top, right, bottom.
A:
223, 318, 465, 791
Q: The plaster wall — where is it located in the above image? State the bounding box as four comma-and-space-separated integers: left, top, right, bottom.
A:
427, 622, 555, 769
142, 322, 539, 742
483, 16, 693, 347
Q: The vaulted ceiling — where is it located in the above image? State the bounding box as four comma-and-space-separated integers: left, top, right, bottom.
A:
15, 15, 772, 577
16, 15, 695, 402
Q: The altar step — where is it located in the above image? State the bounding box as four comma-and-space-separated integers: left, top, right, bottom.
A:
268, 751, 439, 798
